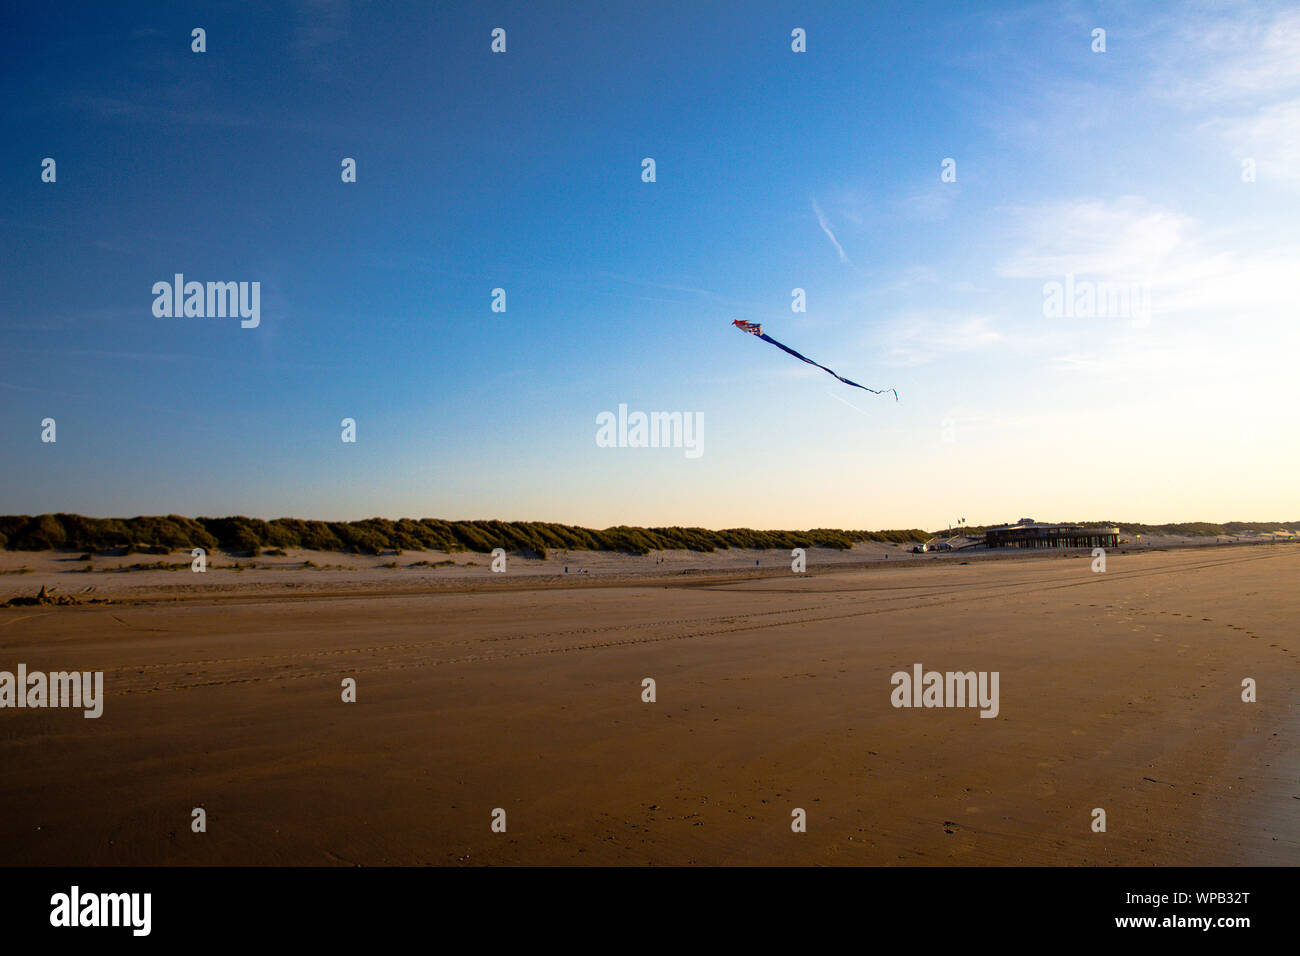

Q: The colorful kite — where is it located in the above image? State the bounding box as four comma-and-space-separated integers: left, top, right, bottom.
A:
732, 319, 897, 400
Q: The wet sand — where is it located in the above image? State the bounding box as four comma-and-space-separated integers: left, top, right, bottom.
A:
0, 545, 1295, 865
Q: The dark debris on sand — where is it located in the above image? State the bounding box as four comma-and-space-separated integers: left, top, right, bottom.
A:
1, 585, 113, 608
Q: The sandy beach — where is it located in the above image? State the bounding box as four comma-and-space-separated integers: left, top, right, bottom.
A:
0, 542, 1294, 866
0, 531, 1289, 601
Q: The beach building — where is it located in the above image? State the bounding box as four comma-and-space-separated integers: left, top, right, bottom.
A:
984, 520, 1120, 550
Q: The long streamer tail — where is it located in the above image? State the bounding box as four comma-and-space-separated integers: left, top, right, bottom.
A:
731, 319, 896, 400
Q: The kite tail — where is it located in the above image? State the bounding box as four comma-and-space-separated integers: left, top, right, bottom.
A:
757, 333, 897, 400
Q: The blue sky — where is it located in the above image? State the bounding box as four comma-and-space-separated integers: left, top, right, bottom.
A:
3, 0, 1297, 529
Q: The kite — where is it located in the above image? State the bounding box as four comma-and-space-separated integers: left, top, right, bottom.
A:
731, 319, 897, 400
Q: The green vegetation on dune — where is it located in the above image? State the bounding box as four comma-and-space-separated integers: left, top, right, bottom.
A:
1124, 520, 1298, 537
934, 520, 1298, 538
2, 514, 1290, 557
0, 514, 931, 556
1053, 520, 1297, 538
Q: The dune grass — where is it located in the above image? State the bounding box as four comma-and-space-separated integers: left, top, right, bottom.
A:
2, 514, 1291, 558
0, 513, 932, 557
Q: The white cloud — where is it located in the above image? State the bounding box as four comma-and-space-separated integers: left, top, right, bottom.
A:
997, 194, 1299, 325
1152, 9, 1300, 104
1146, 8, 1300, 186
1207, 97, 1300, 184
996, 196, 1189, 279
811, 197, 848, 263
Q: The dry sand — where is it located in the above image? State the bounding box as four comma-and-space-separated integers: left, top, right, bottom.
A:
0, 543, 1295, 865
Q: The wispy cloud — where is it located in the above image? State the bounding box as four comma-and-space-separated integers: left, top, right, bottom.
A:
69, 95, 255, 128
1148, 8, 1300, 186
996, 196, 1189, 279
982, 192, 1300, 393
811, 197, 848, 263
1150, 9, 1300, 104
294, 0, 352, 67
1206, 97, 1300, 185
880, 311, 1003, 367
996, 194, 1300, 320
891, 185, 957, 224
